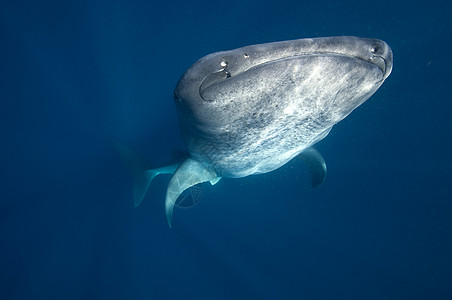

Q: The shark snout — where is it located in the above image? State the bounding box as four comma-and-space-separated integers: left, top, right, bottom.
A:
369, 39, 393, 79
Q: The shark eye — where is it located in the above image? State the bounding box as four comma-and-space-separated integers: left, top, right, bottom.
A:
370, 42, 383, 55
244, 53, 249, 59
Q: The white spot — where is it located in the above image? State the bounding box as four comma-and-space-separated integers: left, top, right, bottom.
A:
284, 104, 295, 115
220, 61, 227, 68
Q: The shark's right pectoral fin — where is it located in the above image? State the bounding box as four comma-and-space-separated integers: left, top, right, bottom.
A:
133, 165, 178, 207
166, 158, 219, 228
114, 141, 179, 207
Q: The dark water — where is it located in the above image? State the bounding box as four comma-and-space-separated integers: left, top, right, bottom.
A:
1, 0, 451, 299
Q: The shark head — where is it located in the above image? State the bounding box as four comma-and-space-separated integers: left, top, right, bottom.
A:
174, 37, 393, 172
175, 36, 392, 129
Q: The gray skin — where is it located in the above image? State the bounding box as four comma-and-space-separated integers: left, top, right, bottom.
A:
126, 36, 393, 226
174, 36, 393, 178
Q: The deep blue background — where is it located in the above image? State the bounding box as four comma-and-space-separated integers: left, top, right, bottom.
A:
1, 0, 451, 299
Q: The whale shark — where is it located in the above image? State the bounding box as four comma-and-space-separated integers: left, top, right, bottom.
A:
120, 36, 393, 227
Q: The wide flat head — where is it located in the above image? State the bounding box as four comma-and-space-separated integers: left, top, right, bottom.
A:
174, 36, 393, 177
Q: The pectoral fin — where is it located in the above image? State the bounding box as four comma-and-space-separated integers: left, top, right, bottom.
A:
299, 147, 327, 187
166, 159, 218, 227
134, 165, 178, 207
114, 141, 178, 206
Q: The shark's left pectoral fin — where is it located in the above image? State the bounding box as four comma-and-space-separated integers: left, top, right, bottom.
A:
166, 158, 218, 228
299, 147, 327, 187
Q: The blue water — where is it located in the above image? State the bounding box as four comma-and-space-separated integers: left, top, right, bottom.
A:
1, 0, 451, 299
